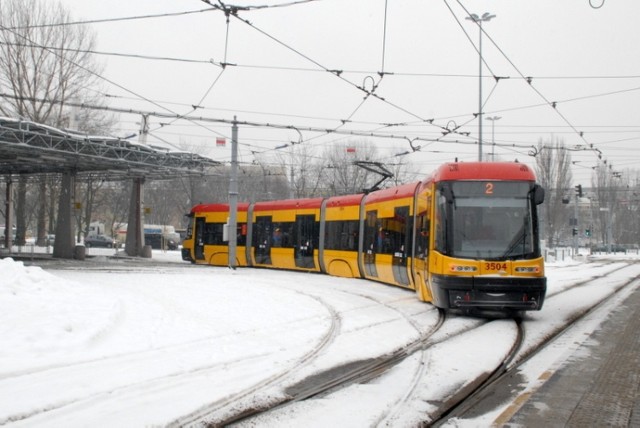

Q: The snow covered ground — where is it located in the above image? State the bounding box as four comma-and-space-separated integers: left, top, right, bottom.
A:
1, 250, 639, 427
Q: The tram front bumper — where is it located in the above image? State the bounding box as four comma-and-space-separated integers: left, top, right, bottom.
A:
431, 273, 547, 311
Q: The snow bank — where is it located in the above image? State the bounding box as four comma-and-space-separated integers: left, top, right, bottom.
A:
0, 258, 120, 374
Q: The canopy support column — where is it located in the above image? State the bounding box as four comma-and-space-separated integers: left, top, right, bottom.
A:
125, 177, 146, 257
53, 171, 76, 258
3, 178, 13, 249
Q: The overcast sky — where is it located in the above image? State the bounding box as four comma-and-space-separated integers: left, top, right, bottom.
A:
56, 0, 639, 187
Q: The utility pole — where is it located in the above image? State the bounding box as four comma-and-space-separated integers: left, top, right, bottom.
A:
228, 117, 238, 269
573, 190, 579, 256
486, 115, 501, 161
465, 12, 496, 161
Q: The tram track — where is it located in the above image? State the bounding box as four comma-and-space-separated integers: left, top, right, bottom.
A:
545, 259, 633, 298
207, 279, 531, 426
227, 261, 640, 427
164, 290, 343, 427
214, 309, 447, 427
227, 311, 519, 427
429, 260, 640, 426
7, 257, 639, 426
11, 262, 446, 427
427, 318, 525, 426
0, 275, 343, 426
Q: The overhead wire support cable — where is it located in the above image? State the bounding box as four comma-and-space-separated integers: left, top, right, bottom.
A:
0, 92, 444, 143
451, 0, 603, 163
381, 0, 389, 74
0, 42, 224, 66
1, 18, 234, 147
222, 5, 453, 138
14, 8, 217, 29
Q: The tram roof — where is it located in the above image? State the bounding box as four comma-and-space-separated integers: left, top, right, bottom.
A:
324, 193, 365, 207
254, 197, 324, 211
430, 161, 537, 182
0, 117, 221, 180
364, 181, 420, 204
191, 202, 250, 214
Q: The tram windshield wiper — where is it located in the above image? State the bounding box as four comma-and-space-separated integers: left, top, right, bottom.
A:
502, 232, 526, 258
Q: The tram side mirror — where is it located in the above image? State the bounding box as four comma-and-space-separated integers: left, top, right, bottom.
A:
533, 184, 545, 205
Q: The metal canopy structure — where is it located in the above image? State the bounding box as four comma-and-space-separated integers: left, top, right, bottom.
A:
0, 117, 221, 259
0, 117, 220, 178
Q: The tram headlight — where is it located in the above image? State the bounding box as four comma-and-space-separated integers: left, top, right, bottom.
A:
449, 264, 478, 273
515, 266, 540, 273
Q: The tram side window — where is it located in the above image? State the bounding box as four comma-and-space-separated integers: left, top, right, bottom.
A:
434, 193, 447, 254
364, 211, 378, 253
204, 222, 224, 245
253, 217, 272, 249
415, 213, 429, 258
377, 206, 411, 256
325, 220, 359, 251
271, 222, 293, 248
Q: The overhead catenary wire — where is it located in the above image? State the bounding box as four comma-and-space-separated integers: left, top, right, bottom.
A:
7, 34, 639, 145
10, 8, 217, 29
441, 0, 625, 175
451, 0, 604, 162
217, 3, 452, 137
9, 38, 640, 82
2, 1, 633, 180
0, 92, 539, 157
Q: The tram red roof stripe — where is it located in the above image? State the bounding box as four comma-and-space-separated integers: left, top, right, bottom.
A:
364, 182, 420, 204
191, 202, 249, 213
430, 162, 537, 182
325, 193, 365, 207
253, 197, 324, 211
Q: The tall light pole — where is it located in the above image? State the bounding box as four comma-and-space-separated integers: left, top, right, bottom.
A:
485, 115, 501, 162
466, 12, 496, 162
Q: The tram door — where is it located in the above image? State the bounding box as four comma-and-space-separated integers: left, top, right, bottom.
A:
413, 188, 432, 301
253, 216, 272, 265
294, 214, 316, 269
391, 206, 410, 286
195, 217, 205, 261
363, 210, 378, 277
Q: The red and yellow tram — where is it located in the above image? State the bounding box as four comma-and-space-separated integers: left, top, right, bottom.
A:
182, 161, 547, 312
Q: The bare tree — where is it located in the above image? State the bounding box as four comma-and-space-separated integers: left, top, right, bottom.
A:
534, 136, 573, 246
0, 0, 103, 122
274, 143, 319, 198
385, 145, 421, 186
317, 140, 381, 195
0, 0, 108, 245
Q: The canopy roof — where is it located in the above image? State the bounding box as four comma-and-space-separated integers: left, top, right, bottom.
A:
0, 117, 220, 179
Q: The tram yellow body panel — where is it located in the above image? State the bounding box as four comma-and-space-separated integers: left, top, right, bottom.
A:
250, 198, 322, 272
324, 251, 358, 278
184, 162, 548, 313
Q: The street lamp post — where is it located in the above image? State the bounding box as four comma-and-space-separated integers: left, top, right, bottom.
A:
466, 12, 496, 162
485, 115, 501, 162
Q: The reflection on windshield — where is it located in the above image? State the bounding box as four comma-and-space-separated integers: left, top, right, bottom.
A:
435, 182, 536, 260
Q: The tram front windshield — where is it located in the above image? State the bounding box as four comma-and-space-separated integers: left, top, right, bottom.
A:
435, 181, 537, 260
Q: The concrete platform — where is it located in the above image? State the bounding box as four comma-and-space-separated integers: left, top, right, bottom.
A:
505, 286, 640, 426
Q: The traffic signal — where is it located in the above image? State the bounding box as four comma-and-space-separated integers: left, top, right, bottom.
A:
585, 229, 591, 237
575, 184, 583, 197
572, 228, 578, 236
